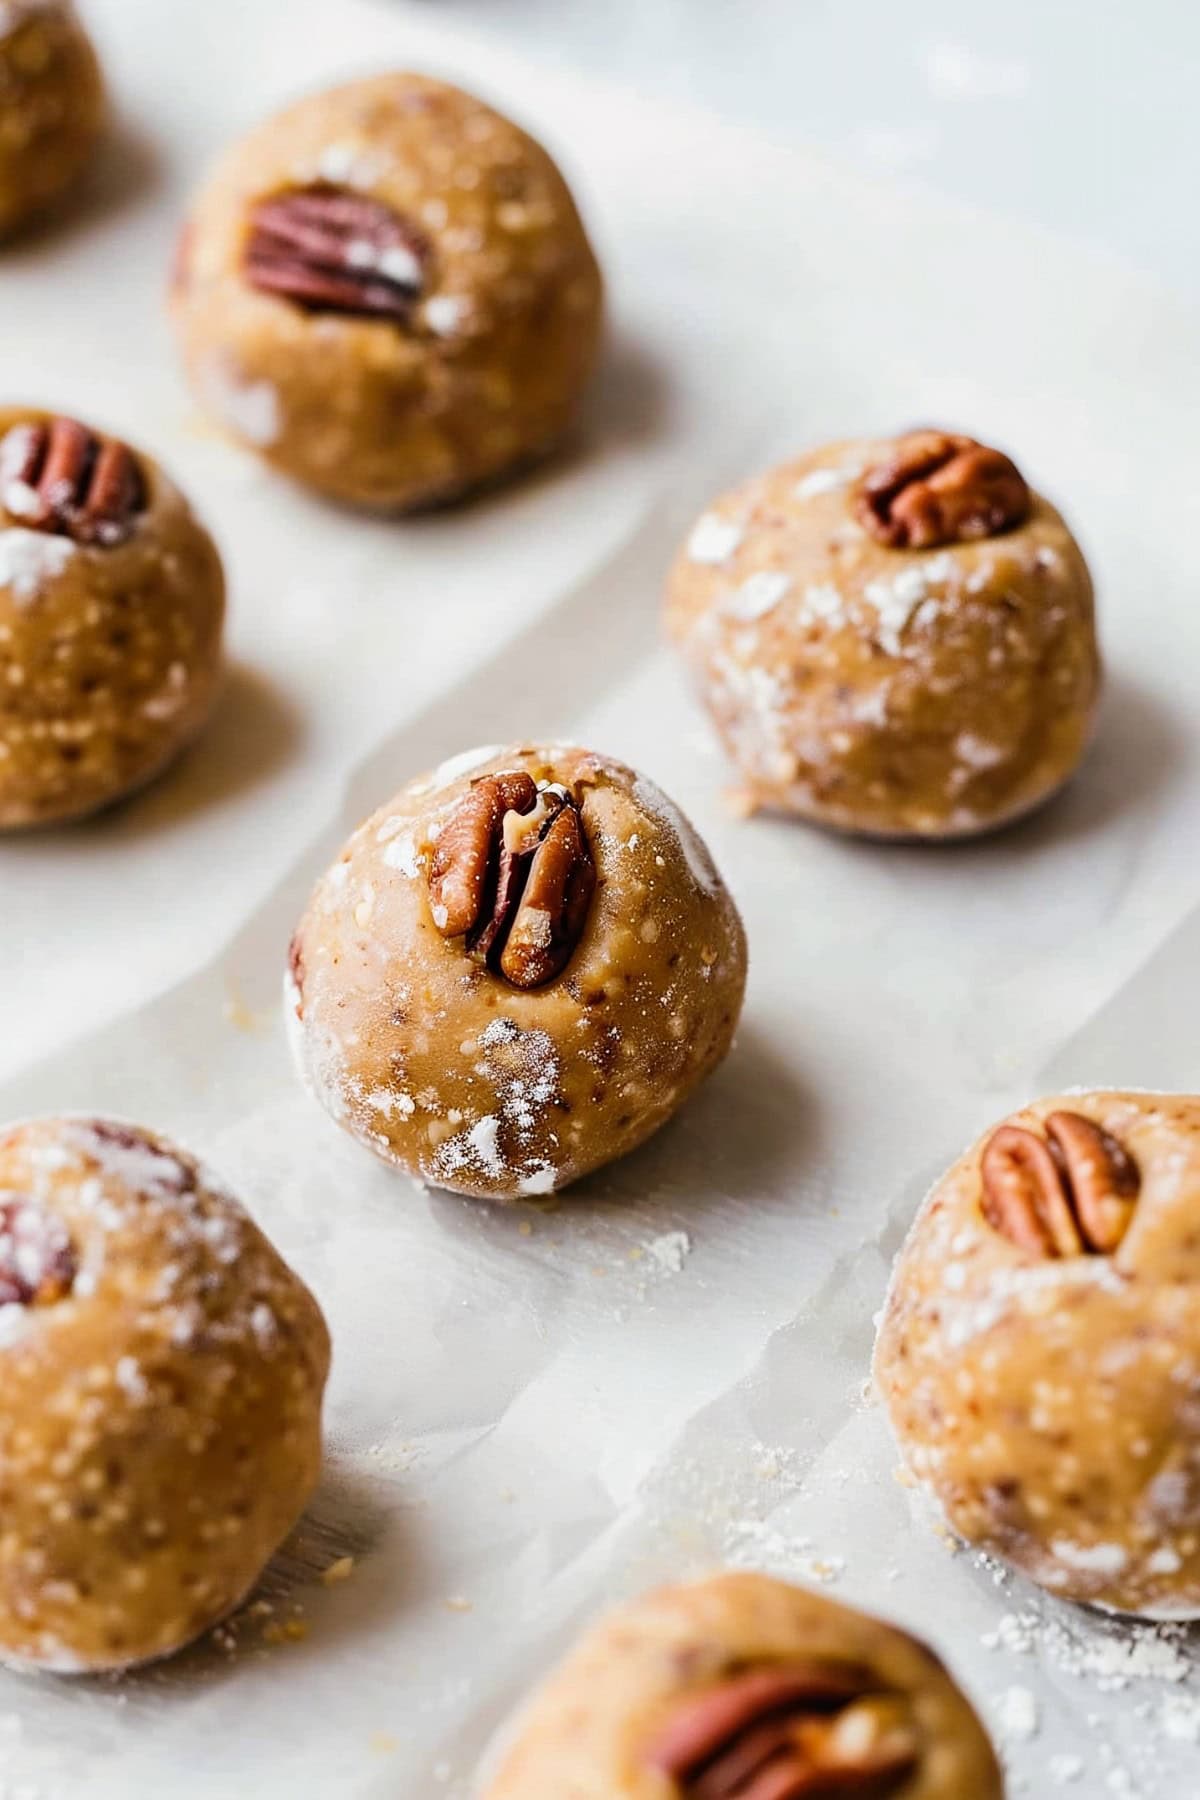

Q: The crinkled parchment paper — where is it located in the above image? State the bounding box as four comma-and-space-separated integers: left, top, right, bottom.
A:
3, 1, 1200, 1793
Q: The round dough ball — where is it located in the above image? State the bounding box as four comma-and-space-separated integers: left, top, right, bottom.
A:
875, 1090, 1200, 1617
171, 72, 604, 510
0, 1115, 329, 1671
0, 408, 225, 828
482, 1572, 1002, 1798
665, 430, 1099, 839
0, 1, 105, 239
287, 743, 747, 1201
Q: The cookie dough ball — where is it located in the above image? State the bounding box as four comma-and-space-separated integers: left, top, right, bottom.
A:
0, 1115, 329, 1671
170, 72, 604, 511
0, 409, 225, 827
0, 2, 105, 239
875, 1091, 1200, 1616
287, 743, 747, 1200
665, 430, 1099, 838
482, 1572, 1002, 1798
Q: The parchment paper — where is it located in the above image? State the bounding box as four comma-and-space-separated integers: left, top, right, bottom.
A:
3, 1, 1200, 1794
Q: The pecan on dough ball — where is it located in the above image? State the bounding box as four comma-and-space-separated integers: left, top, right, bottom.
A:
170, 72, 604, 511
287, 743, 747, 1201
0, 409, 225, 828
665, 431, 1099, 839
0, 1, 105, 239
874, 1091, 1200, 1617
0, 1116, 329, 1672
481, 1572, 1002, 1798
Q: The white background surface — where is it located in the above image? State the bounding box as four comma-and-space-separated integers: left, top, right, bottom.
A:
438, 0, 1200, 294
4, 2, 1200, 1796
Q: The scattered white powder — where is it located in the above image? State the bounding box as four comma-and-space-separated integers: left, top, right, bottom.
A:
955, 732, 1007, 769
793, 465, 859, 500
516, 1165, 556, 1196
1050, 1541, 1129, 1577
996, 1685, 1039, 1743
422, 745, 504, 793
424, 294, 471, 336
632, 775, 719, 895
382, 831, 420, 877
0, 528, 74, 603
798, 582, 849, 627
142, 661, 189, 722
315, 142, 391, 188
645, 1230, 690, 1274
201, 358, 280, 447
862, 553, 955, 655
687, 512, 744, 566
726, 569, 790, 621
982, 1606, 1192, 1689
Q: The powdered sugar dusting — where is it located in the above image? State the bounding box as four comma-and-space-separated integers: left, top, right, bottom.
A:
632, 774, 719, 895
0, 528, 74, 604
726, 570, 790, 621
688, 512, 744, 567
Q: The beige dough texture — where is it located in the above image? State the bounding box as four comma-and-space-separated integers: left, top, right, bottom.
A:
665, 430, 1099, 839
0, 1, 104, 239
0, 1115, 330, 1672
0, 408, 225, 828
171, 71, 604, 510
875, 1090, 1200, 1617
287, 743, 747, 1201
481, 1571, 1002, 1798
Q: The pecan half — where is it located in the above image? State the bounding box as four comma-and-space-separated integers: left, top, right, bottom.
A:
854, 430, 1031, 549
243, 186, 430, 322
643, 1663, 919, 1799
0, 417, 145, 547
0, 1197, 76, 1307
980, 1110, 1140, 1257
427, 771, 596, 989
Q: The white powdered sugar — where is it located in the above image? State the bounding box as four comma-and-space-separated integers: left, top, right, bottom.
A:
431, 1021, 565, 1189
423, 294, 472, 337
793, 464, 860, 500
862, 552, 956, 656
415, 744, 504, 795
646, 1230, 691, 1274
996, 1685, 1039, 1743
200, 358, 281, 447
314, 141, 391, 189
798, 581, 850, 628
0, 528, 74, 603
381, 831, 420, 877
142, 661, 190, 722
687, 512, 744, 566
346, 239, 423, 288
632, 774, 719, 895
725, 569, 790, 621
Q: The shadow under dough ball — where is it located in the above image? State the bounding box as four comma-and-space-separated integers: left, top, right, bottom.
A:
0, 409, 225, 828
665, 429, 1100, 838
287, 743, 747, 1200
481, 1571, 1002, 1798
0, 1116, 329, 1672
0, 0, 105, 239
875, 1091, 1200, 1617
170, 71, 604, 510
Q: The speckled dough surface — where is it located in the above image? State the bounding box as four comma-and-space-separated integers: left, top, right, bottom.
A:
287, 743, 747, 1201
664, 434, 1099, 838
0, 408, 225, 828
0, 1, 104, 238
0, 1116, 329, 1672
875, 1090, 1200, 1618
171, 72, 604, 510
481, 1572, 1002, 1798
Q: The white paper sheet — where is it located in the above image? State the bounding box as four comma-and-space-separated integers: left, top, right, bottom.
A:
3, 1, 1200, 1794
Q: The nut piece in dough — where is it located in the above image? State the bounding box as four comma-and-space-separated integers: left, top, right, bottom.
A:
665, 431, 1099, 839
0, 1116, 330, 1671
171, 72, 604, 510
0, 1, 105, 239
481, 1572, 1002, 1798
287, 743, 747, 1200
0, 408, 226, 828
875, 1090, 1200, 1616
